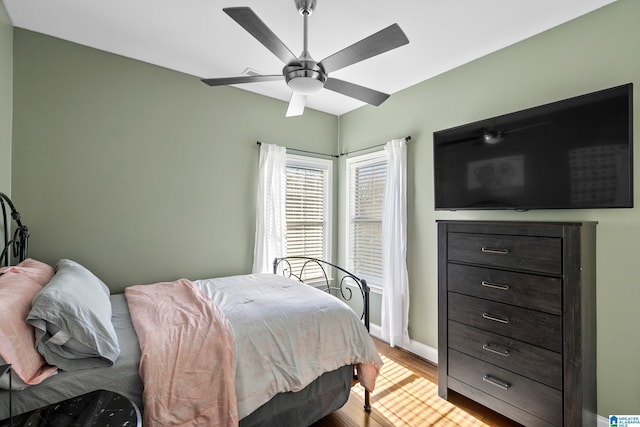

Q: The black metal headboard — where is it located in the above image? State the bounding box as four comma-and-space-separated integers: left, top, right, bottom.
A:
272, 256, 370, 332
0, 193, 29, 267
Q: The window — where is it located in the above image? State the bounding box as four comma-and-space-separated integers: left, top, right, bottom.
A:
345, 151, 387, 291
285, 154, 332, 281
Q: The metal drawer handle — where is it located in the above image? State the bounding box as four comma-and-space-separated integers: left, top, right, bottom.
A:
483, 375, 511, 391
481, 247, 510, 255
482, 312, 510, 324
481, 280, 510, 291
482, 343, 510, 357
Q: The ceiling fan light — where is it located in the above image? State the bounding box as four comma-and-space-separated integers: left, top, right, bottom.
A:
287, 76, 324, 94
483, 131, 503, 144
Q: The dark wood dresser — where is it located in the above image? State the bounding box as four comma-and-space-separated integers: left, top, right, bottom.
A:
437, 220, 597, 426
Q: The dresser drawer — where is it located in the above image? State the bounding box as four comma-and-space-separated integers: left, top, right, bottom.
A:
449, 349, 562, 426
448, 320, 562, 389
448, 292, 562, 352
448, 264, 562, 315
448, 232, 562, 275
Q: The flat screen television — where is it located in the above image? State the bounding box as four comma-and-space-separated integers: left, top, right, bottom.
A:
433, 83, 633, 210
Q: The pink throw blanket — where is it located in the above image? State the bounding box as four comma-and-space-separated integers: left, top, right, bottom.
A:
125, 279, 238, 427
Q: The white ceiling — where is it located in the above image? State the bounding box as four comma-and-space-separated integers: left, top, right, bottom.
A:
3, 0, 618, 116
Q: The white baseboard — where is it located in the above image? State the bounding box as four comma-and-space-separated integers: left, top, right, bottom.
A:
369, 323, 438, 364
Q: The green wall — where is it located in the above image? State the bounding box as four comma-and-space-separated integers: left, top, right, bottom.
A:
11, 29, 337, 292
0, 3, 11, 194
339, 0, 639, 417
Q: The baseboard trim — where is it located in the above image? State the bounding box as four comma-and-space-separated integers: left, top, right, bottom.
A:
369, 323, 438, 364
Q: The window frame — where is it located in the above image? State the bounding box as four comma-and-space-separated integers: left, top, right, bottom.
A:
284, 154, 333, 281
344, 150, 388, 294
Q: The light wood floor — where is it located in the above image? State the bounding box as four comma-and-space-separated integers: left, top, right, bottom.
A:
313, 339, 522, 427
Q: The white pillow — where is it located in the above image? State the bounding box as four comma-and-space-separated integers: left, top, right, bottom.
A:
27, 259, 120, 371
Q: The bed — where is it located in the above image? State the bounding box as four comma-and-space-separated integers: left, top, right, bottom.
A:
0, 192, 382, 426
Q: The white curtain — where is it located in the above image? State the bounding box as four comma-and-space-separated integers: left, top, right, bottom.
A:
381, 138, 410, 347
252, 143, 287, 274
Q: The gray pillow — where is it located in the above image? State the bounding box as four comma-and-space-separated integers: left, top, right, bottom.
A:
27, 259, 120, 371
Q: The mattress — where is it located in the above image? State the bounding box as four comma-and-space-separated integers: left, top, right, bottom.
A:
194, 273, 380, 420
239, 364, 352, 427
0, 291, 361, 424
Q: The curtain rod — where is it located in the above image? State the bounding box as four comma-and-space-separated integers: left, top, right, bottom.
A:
256, 141, 339, 159
339, 136, 411, 157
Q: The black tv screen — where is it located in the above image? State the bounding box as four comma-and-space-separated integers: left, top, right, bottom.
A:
434, 83, 633, 210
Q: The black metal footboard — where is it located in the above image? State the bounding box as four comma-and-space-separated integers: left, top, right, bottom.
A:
272, 256, 373, 413
0, 193, 29, 267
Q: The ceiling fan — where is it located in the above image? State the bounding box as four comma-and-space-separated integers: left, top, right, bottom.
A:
201, 0, 409, 117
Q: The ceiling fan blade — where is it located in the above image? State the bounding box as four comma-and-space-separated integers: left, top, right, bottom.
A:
224, 7, 299, 65
201, 75, 283, 86
324, 78, 390, 106
286, 92, 307, 117
319, 23, 409, 73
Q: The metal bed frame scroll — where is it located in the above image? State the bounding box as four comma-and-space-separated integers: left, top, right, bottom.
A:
272, 256, 373, 413
0, 192, 29, 268
0, 192, 29, 425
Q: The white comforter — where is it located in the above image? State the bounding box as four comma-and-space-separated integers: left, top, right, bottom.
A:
195, 273, 383, 419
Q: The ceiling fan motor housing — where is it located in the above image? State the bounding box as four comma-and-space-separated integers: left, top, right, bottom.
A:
284, 61, 327, 94
295, 0, 317, 15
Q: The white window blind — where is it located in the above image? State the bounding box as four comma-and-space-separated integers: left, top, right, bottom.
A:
285, 155, 332, 281
346, 151, 387, 288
